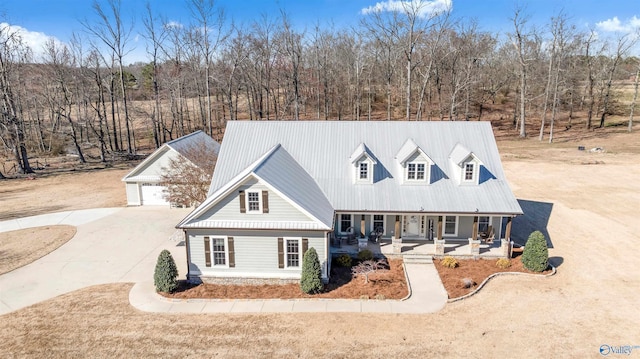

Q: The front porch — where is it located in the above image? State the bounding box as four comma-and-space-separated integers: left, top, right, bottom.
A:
330, 237, 508, 259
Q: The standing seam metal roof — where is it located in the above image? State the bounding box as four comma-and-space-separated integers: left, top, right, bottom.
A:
206, 121, 522, 215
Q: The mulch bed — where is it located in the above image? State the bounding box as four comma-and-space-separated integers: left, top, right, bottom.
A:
434, 255, 553, 299
162, 258, 408, 300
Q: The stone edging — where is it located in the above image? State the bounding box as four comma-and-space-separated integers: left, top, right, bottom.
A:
400, 262, 412, 301
447, 264, 557, 303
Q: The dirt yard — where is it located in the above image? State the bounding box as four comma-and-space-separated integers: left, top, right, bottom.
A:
0, 126, 639, 357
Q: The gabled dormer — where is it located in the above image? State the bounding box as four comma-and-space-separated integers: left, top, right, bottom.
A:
449, 143, 484, 185
395, 139, 433, 184
349, 143, 377, 184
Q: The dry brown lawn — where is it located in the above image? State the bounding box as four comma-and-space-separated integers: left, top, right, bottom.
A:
0, 124, 639, 357
0, 225, 76, 275
0, 166, 130, 220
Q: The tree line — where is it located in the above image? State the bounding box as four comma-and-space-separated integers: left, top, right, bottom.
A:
1, 0, 639, 177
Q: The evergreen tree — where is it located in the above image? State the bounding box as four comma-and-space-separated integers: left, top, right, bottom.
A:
521, 231, 549, 272
154, 249, 179, 293
300, 247, 323, 294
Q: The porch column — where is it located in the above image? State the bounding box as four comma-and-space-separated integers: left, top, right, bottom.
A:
392, 215, 402, 254
469, 215, 480, 256
360, 215, 366, 238
472, 216, 479, 240
501, 216, 513, 258
435, 215, 445, 256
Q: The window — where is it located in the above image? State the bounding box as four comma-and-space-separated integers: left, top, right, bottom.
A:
444, 216, 458, 236
372, 214, 385, 233
479, 216, 490, 233
340, 214, 352, 233
212, 238, 226, 265
286, 239, 300, 267
464, 163, 475, 181
407, 162, 426, 181
359, 162, 368, 180
247, 191, 260, 212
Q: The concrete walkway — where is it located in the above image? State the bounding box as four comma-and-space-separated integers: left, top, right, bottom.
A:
129, 263, 447, 314
1, 208, 448, 314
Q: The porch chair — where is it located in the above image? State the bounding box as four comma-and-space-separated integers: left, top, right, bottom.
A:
345, 226, 358, 245
484, 226, 495, 244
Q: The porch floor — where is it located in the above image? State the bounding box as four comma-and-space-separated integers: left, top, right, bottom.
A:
331, 238, 504, 258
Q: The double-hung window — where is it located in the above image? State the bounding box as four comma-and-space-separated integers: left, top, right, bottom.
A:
359, 162, 368, 180
464, 163, 475, 181
407, 162, 426, 181
247, 191, 260, 212
478, 216, 490, 233
372, 214, 385, 233
286, 239, 300, 268
212, 238, 226, 265
340, 214, 352, 233
444, 216, 458, 236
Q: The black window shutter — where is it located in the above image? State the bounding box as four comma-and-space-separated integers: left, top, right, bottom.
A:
302, 238, 309, 255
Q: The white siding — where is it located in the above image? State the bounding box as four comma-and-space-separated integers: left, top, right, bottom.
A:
125, 182, 141, 206
200, 177, 315, 223
136, 147, 180, 178
187, 229, 328, 280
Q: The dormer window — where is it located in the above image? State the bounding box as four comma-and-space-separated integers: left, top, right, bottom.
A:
396, 139, 433, 184
464, 162, 475, 181
359, 162, 369, 180
350, 143, 376, 184
407, 162, 426, 181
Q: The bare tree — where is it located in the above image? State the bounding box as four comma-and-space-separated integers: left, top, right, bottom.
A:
630, 62, 640, 132
510, 8, 531, 137
351, 259, 388, 284
82, 0, 135, 153
599, 33, 637, 128
187, 0, 227, 131
159, 139, 217, 207
0, 23, 34, 174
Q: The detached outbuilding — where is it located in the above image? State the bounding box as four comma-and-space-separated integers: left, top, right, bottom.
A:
122, 131, 220, 206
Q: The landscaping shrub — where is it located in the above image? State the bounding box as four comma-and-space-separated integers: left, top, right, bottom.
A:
496, 258, 511, 269
521, 230, 549, 272
357, 249, 374, 261
300, 247, 323, 294
335, 254, 352, 267
154, 250, 178, 293
441, 256, 459, 268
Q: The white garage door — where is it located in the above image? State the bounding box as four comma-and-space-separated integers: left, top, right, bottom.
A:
140, 183, 169, 206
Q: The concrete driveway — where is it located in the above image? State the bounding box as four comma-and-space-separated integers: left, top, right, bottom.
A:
0, 207, 190, 315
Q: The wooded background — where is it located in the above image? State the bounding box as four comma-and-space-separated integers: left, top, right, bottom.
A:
1, 0, 639, 177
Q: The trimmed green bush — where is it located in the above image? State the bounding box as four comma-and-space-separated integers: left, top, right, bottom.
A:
335, 254, 352, 267
357, 249, 374, 261
300, 247, 323, 294
521, 231, 549, 272
154, 250, 178, 293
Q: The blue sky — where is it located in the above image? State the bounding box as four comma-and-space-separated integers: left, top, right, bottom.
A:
1, 0, 639, 63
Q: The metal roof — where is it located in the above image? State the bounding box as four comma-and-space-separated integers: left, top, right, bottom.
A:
205, 121, 522, 216
122, 131, 220, 182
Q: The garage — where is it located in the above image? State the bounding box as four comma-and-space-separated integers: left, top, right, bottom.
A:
140, 183, 169, 206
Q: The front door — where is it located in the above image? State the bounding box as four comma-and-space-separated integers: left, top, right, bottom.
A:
403, 215, 423, 238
